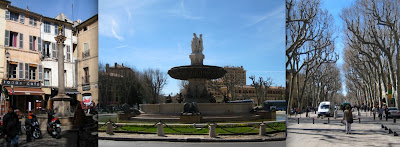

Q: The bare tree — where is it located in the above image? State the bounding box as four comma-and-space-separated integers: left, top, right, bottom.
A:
141, 68, 167, 103
249, 75, 274, 106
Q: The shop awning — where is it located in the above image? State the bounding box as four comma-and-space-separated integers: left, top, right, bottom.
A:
5, 87, 45, 96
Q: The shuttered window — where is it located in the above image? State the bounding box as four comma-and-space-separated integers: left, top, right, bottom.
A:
18, 62, 24, 79
25, 63, 29, 80
5, 9, 9, 20
19, 13, 24, 24
29, 36, 33, 50
19, 33, 23, 49
38, 65, 43, 81
5, 30, 9, 47
52, 43, 57, 59
38, 37, 42, 52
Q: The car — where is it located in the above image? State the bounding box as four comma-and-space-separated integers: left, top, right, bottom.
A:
388, 107, 400, 118
318, 101, 333, 117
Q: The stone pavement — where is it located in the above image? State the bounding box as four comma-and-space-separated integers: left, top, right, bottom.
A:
0, 130, 78, 147
287, 111, 400, 147
99, 131, 286, 142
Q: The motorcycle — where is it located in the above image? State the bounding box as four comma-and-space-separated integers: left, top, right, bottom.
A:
47, 112, 61, 139
24, 114, 42, 139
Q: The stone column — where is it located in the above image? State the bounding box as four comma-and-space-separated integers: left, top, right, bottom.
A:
52, 27, 71, 118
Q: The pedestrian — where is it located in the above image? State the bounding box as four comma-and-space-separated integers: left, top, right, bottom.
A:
2, 106, 20, 147
73, 102, 86, 130
343, 105, 353, 134
378, 106, 383, 120
385, 106, 389, 121
373, 106, 377, 120
25, 111, 34, 142
306, 106, 309, 117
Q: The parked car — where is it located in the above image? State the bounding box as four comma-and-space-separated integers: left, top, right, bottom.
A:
388, 107, 400, 118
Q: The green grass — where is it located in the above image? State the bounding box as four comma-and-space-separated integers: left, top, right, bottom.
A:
99, 122, 286, 134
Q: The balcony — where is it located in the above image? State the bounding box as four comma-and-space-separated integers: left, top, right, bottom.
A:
82, 75, 90, 85
82, 50, 90, 58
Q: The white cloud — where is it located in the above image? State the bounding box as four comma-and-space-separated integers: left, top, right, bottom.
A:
168, 0, 202, 20
111, 19, 124, 40
244, 5, 285, 28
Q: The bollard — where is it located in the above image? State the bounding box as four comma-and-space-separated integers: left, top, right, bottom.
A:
382, 124, 385, 128
209, 123, 217, 138
298, 118, 299, 124
394, 132, 398, 136
389, 129, 393, 134
106, 122, 114, 135
259, 123, 266, 136
385, 126, 388, 130
157, 122, 164, 136
359, 118, 361, 123
313, 118, 314, 124
328, 118, 330, 124
394, 118, 397, 123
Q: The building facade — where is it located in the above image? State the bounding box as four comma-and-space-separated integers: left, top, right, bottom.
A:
76, 15, 98, 105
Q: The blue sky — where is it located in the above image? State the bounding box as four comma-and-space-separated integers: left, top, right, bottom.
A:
9, 0, 97, 22
99, 0, 285, 95
320, 0, 355, 96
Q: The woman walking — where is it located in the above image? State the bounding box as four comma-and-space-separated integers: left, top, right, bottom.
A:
343, 105, 353, 134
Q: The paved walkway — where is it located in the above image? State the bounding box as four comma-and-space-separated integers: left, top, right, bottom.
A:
287, 111, 400, 147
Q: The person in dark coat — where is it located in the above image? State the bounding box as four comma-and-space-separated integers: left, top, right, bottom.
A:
73, 102, 86, 130
2, 106, 20, 147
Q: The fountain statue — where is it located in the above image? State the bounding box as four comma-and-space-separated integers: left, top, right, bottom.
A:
168, 33, 226, 103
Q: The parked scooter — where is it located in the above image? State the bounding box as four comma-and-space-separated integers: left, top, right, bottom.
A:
24, 112, 42, 140
47, 112, 61, 139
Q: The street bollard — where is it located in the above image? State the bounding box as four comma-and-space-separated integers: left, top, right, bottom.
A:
298, 118, 299, 124
394, 132, 398, 136
394, 118, 396, 123
328, 118, 330, 124
313, 118, 314, 124
259, 123, 266, 136
106, 121, 114, 135
157, 122, 164, 136
385, 126, 388, 130
389, 129, 393, 134
359, 118, 361, 123
382, 124, 385, 128
209, 123, 217, 138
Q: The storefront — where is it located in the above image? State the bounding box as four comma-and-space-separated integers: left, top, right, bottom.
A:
2, 80, 45, 114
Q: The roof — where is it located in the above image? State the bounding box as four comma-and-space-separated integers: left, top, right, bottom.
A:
76, 14, 98, 29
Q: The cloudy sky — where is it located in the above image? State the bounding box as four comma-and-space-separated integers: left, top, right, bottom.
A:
99, 0, 285, 95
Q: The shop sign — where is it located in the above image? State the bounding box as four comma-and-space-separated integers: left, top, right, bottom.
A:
2, 80, 40, 87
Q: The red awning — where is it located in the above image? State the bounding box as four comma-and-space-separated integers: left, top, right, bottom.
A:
5, 87, 45, 96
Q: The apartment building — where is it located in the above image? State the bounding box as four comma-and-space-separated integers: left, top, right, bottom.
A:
75, 14, 98, 104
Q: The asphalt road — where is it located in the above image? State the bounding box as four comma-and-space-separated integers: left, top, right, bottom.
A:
99, 140, 286, 147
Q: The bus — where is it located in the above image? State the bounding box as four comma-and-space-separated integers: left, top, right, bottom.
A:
263, 100, 287, 111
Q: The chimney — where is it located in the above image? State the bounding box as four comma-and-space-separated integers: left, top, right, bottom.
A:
106, 64, 109, 71
115, 62, 118, 68
122, 63, 124, 67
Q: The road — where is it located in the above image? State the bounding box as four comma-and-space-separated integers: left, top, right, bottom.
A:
99, 140, 285, 147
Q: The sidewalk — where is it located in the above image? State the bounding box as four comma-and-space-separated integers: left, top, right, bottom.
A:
99, 131, 286, 142
287, 111, 400, 147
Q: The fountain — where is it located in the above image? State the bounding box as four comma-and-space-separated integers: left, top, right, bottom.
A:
168, 33, 226, 103
136, 33, 265, 123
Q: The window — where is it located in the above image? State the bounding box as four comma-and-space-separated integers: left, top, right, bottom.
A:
29, 66, 37, 80
8, 63, 17, 79
25, 63, 29, 80
83, 43, 90, 58
44, 22, 51, 33
19, 13, 24, 24
18, 63, 24, 79
9, 11, 19, 22
29, 17, 37, 26
5, 31, 20, 48
38, 65, 43, 81
29, 36, 37, 51
52, 43, 57, 59
44, 68, 51, 86
54, 23, 58, 35
66, 45, 71, 61
19, 33, 23, 49
83, 67, 89, 85
83, 26, 87, 31
43, 42, 51, 58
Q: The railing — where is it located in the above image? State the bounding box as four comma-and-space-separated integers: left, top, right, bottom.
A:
82, 50, 90, 58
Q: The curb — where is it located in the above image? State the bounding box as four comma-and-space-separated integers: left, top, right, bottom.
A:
98, 136, 286, 142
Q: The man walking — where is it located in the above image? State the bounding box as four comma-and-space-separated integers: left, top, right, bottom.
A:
373, 106, 377, 120
343, 105, 353, 134
385, 106, 389, 121
2, 106, 20, 147
378, 106, 383, 120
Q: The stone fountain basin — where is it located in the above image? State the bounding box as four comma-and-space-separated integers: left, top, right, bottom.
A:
168, 65, 227, 80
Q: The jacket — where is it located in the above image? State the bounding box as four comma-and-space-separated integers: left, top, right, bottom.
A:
344, 110, 353, 123
2, 111, 19, 137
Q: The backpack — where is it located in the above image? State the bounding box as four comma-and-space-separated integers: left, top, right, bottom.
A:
347, 110, 353, 123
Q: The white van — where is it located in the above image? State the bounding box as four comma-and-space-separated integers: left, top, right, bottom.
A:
318, 101, 333, 117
